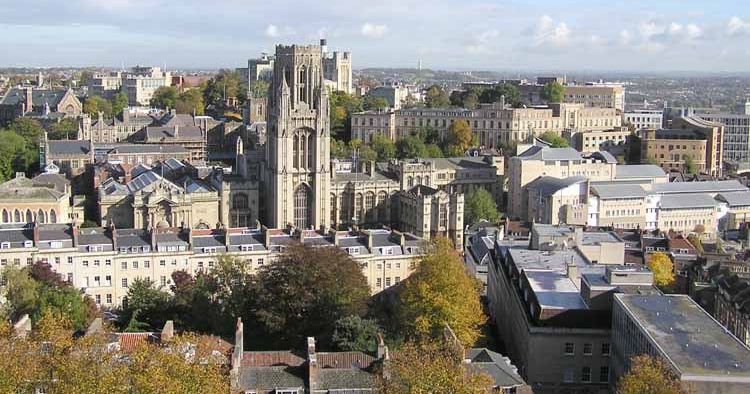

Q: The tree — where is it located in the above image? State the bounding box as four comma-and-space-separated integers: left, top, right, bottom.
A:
465, 188, 499, 225
331, 138, 352, 159
479, 84, 521, 107
359, 145, 378, 162
683, 155, 697, 174
363, 95, 390, 111
120, 279, 172, 332
248, 79, 270, 98
48, 118, 79, 140
538, 131, 570, 147
175, 89, 205, 115
83, 96, 112, 118
110, 91, 129, 117
376, 340, 493, 393
446, 120, 473, 155
417, 126, 440, 145
330, 91, 364, 140
400, 238, 486, 345
8, 117, 44, 143
687, 234, 704, 254
424, 144, 444, 158
617, 355, 682, 394
150, 86, 179, 109
424, 85, 450, 108
647, 252, 675, 288
396, 136, 427, 159
0, 130, 32, 181
541, 81, 565, 103
371, 134, 396, 161
1, 266, 39, 321
332, 315, 381, 353
203, 69, 247, 110
249, 244, 370, 348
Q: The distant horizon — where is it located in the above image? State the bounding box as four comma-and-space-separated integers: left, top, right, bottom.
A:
2, 1, 750, 73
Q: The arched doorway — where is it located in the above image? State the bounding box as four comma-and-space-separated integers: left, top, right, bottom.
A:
293, 184, 312, 229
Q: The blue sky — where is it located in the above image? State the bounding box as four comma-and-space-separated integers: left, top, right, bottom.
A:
1, 0, 749, 72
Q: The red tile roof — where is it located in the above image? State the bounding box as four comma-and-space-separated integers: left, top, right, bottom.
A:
241, 351, 305, 367
118, 332, 158, 351
317, 352, 376, 369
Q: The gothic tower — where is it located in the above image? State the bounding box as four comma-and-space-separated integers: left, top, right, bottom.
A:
264, 44, 331, 230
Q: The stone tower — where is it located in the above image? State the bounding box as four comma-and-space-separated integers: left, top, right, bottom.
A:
264, 44, 331, 230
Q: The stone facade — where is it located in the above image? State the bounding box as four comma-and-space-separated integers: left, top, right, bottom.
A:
397, 185, 464, 249
640, 116, 724, 177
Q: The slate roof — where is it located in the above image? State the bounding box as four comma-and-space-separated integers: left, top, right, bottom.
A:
652, 180, 747, 194
315, 368, 374, 390
0, 176, 66, 201
47, 140, 91, 156
465, 348, 526, 388
108, 144, 189, 154
716, 191, 750, 207
615, 294, 750, 378
516, 146, 583, 161
615, 164, 666, 179
0, 88, 67, 107
77, 227, 113, 245
32, 173, 69, 193
238, 367, 305, 391
145, 125, 203, 141
660, 193, 717, 209
525, 176, 586, 197
591, 183, 647, 199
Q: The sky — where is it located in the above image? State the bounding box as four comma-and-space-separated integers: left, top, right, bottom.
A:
1, 0, 750, 72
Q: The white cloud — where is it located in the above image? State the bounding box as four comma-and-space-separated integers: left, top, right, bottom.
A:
728, 16, 750, 36
589, 35, 607, 46
531, 15, 571, 48
265, 24, 279, 38
619, 29, 633, 46
465, 29, 499, 54
361, 23, 388, 38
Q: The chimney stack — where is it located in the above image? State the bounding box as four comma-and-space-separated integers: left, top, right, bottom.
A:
161, 320, 174, 342
24, 87, 33, 114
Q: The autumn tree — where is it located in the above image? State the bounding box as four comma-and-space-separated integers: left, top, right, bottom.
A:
203, 69, 247, 107
400, 237, 486, 346
687, 234, 704, 254
175, 89, 205, 115
464, 188, 499, 225
332, 315, 381, 353
617, 355, 683, 394
83, 95, 113, 117
377, 340, 493, 393
647, 252, 675, 288
445, 119, 473, 156
424, 85, 450, 108
538, 131, 570, 147
541, 81, 565, 103
248, 244, 371, 348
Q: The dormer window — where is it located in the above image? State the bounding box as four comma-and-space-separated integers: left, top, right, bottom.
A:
348, 247, 360, 255
240, 245, 253, 252
50, 241, 63, 249
23, 240, 33, 248
0, 242, 9, 249
203, 247, 217, 253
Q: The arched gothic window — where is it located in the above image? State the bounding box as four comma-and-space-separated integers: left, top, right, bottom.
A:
26, 210, 33, 223
14, 209, 21, 223
49, 210, 57, 224
1, 209, 7, 223
365, 192, 376, 222
294, 184, 312, 229
37, 209, 45, 224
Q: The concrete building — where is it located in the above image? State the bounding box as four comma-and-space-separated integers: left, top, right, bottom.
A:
238, 53, 274, 85
321, 39, 353, 94
367, 83, 412, 109
488, 224, 656, 393
564, 84, 625, 112
88, 67, 172, 106
574, 128, 632, 153
622, 109, 663, 130
507, 146, 617, 220
696, 112, 750, 162
640, 116, 724, 177
716, 191, 750, 230
525, 176, 589, 225
396, 185, 464, 249
611, 294, 750, 393
351, 102, 622, 147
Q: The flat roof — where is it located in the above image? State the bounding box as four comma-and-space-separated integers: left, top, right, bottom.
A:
591, 183, 647, 199
525, 270, 587, 310
616, 294, 750, 378
652, 180, 747, 195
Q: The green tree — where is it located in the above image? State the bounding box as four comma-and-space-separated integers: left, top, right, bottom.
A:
363, 95, 390, 111
110, 91, 129, 117
400, 238, 486, 345
683, 155, 697, 174
203, 69, 246, 108
446, 120, 473, 155
358, 145, 378, 162
617, 355, 683, 394
248, 79, 270, 98
8, 117, 44, 143
396, 136, 427, 159
35, 285, 94, 331
647, 252, 675, 288
417, 126, 440, 144
249, 244, 371, 348
331, 138, 352, 159
425, 144, 444, 158
332, 315, 381, 353
0, 130, 33, 181
465, 188, 499, 225
119, 279, 172, 332
541, 81, 565, 103
330, 91, 364, 140
76, 70, 94, 87
371, 134, 396, 161
48, 118, 79, 140
83, 96, 112, 117
377, 340, 493, 393
538, 131, 570, 147
479, 84, 521, 107
150, 86, 179, 109
424, 85, 450, 108
175, 89, 205, 115
687, 234, 704, 254
1, 266, 39, 321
